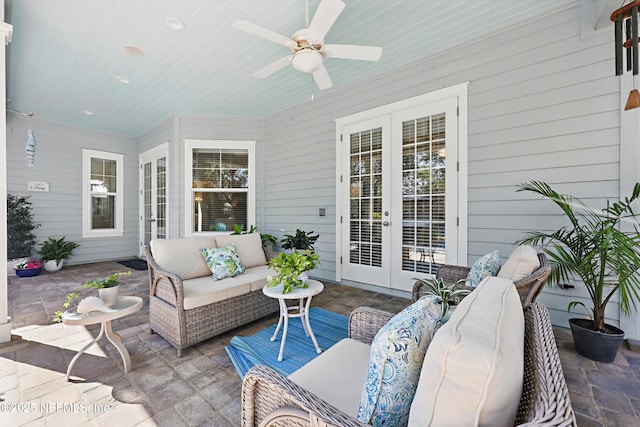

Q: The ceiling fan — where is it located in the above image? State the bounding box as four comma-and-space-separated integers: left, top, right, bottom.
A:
233, 0, 382, 90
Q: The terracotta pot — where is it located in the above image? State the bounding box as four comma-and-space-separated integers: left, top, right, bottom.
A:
569, 318, 624, 363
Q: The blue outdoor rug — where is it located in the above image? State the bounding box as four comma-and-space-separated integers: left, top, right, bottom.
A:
225, 307, 348, 378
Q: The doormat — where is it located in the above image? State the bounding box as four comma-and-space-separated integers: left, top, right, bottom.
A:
117, 259, 148, 271
225, 307, 348, 378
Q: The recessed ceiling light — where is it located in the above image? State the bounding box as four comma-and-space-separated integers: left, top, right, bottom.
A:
165, 17, 185, 31
122, 45, 144, 57
82, 110, 94, 116
115, 76, 130, 84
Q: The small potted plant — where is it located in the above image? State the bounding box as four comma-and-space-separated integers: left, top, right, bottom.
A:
7, 194, 40, 269
14, 258, 43, 277
39, 236, 80, 272
267, 250, 320, 294
281, 229, 320, 252
52, 290, 81, 323
83, 271, 131, 307
413, 277, 471, 322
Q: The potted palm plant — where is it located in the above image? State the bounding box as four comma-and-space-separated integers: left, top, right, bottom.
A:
517, 181, 640, 362
39, 236, 80, 272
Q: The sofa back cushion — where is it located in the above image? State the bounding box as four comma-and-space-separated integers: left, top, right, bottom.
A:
357, 295, 442, 427
215, 233, 267, 268
497, 245, 540, 282
150, 237, 216, 280
408, 277, 524, 427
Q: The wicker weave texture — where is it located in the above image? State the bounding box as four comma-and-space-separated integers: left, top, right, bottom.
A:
145, 245, 279, 357
241, 302, 575, 427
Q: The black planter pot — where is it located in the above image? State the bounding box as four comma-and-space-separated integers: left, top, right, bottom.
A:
569, 318, 625, 363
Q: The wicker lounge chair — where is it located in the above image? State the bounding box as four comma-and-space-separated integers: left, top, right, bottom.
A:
413, 253, 551, 308
241, 300, 576, 426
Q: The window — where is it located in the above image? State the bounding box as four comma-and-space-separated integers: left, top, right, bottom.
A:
184, 140, 255, 235
82, 149, 124, 237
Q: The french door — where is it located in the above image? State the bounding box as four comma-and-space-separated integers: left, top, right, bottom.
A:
139, 144, 168, 257
339, 95, 462, 292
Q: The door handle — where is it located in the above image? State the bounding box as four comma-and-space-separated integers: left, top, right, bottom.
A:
382, 221, 389, 226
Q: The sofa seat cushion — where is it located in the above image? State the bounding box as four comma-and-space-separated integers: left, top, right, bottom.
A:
183, 276, 251, 310
497, 245, 540, 281
215, 233, 267, 268
289, 338, 371, 417
242, 264, 276, 292
408, 277, 524, 427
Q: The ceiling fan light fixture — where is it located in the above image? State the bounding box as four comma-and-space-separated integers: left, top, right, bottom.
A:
291, 49, 322, 73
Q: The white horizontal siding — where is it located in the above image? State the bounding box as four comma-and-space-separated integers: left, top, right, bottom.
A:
7, 113, 138, 264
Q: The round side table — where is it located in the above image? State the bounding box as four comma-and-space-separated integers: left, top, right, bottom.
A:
62, 295, 143, 381
262, 279, 324, 362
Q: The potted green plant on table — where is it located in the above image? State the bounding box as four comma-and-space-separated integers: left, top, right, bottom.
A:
7, 194, 40, 268
39, 236, 80, 272
281, 229, 320, 252
413, 277, 471, 322
267, 250, 320, 294
84, 271, 131, 307
517, 180, 640, 362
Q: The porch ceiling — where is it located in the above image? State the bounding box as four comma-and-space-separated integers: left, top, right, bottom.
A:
7, 0, 573, 137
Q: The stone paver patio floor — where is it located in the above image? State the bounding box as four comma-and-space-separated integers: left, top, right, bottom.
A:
1, 261, 639, 426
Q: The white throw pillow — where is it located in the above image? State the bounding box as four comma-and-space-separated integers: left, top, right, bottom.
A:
497, 245, 540, 282
408, 277, 524, 427
215, 233, 267, 268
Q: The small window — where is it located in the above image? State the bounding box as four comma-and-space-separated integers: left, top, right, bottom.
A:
82, 149, 124, 237
184, 140, 255, 235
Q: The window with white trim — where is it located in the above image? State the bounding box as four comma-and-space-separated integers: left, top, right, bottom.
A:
82, 149, 124, 237
184, 140, 255, 235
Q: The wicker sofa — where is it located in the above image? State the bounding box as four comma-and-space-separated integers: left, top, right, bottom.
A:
241, 277, 575, 427
145, 233, 279, 357
414, 252, 551, 309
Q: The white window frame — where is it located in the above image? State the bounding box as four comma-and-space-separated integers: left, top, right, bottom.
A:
184, 139, 256, 236
82, 149, 125, 238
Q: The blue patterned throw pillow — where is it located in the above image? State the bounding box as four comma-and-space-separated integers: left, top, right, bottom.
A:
466, 250, 501, 287
357, 295, 442, 427
201, 245, 246, 280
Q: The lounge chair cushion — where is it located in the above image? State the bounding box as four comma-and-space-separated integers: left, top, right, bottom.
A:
408, 277, 524, 427
497, 245, 540, 282
357, 295, 442, 427
150, 237, 217, 280
216, 233, 267, 268
289, 338, 371, 416
201, 245, 246, 280
466, 250, 501, 287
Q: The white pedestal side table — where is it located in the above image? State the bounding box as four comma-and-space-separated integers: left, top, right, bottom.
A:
262, 279, 324, 362
62, 296, 143, 381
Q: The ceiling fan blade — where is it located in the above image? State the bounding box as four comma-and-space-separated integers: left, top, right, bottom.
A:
312, 65, 333, 90
307, 0, 345, 43
254, 55, 293, 78
233, 20, 294, 48
322, 44, 382, 61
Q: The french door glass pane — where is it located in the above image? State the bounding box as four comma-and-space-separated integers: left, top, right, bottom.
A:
156, 157, 167, 239
401, 113, 446, 274
349, 127, 383, 268
144, 162, 152, 246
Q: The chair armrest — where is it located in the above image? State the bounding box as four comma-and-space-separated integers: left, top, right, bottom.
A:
242, 365, 367, 427
348, 307, 395, 344
144, 245, 185, 308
